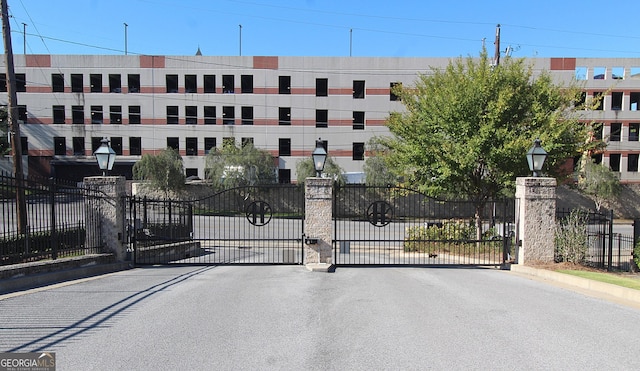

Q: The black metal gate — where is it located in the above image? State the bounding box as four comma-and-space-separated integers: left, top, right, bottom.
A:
333, 185, 515, 266
128, 185, 305, 265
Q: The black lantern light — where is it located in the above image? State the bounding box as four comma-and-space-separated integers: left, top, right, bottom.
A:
94, 138, 116, 176
312, 139, 327, 177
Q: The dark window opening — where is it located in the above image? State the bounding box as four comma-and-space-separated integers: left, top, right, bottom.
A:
72, 106, 84, 124
353, 142, 365, 160
54, 137, 66, 155
630, 123, 640, 142
167, 106, 179, 124
593, 123, 603, 140
610, 123, 621, 141
593, 91, 604, 110
353, 80, 365, 99
52, 74, 64, 92
91, 106, 103, 124
279, 107, 291, 125
316, 109, 328, 128
185, 106, 197, 125
241, 106, 253, 125
128, 106, 141, 124
353, 111, 365, 130
186, 137, 198, 156
204, 137, 216, 154
128, 74, 140, 93
110, 106, 122, 124
204, 75, 216, 93
223, 106, 234, 125
241, 75, 253, 93
167, 137, 179, 150
279, 76, 291, 94
185, 75, 197, 93
0, 73, 6, 92
17, 105, 27, 122
72, 137, 85, 155
278, 169, 291, 184
109, 74, 122, 93
166, 74, 178, 93
71, 74, 83, 93
316, 78, 328, 97
129, 137, 142, 156
186, 168, 198, 178
611, 92, 623, 110
628, 154, 639, 172
204, 106, 216, 125
575, 92, 586, 109
15, 74, 26, 92
52, 105, 65, 124
610, 154, 621, 172
241, 137, 254, 148
631, 92, 640, 111
90, 74, 102, 93
390, 82, 401, 101
110, 137, 123, 155
20, 137, 27, 153
279, 138, 291, 156
222, 75, 234, 93
592, 153, 602, 165
91, 137, 103, 153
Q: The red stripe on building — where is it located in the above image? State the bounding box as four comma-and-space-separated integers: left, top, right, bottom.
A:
253, 56, 278, 69
26, 55, 51, 67
366, 88, 389, 95
550, 58, 576, 71
140, 55, 165, 68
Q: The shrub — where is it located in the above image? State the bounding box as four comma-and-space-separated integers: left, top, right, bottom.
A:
555, 210, 589, 264
404, 220, 475, 253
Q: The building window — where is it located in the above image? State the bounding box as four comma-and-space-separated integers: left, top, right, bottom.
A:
223, 106, 235, 125
110, 106, 122, 124
185, 74, 197, 93
15, 74, 26, 92
222, 75, 234, 93
610, 154, 621, 172
241, 75, 253, 93
204, 75, 216, 93
279, 76, 291, 94
353, 142, 365, 160
628, 154, 639, 172
575, 92, 586, 110
390, 82, 401, 101
166, 74, 178, 93
593, 92, 604, 110
279, 138, 291, 156
241, 106, 253, 125
242, 137, 254, 148
52, 74, 64, 92
90, 106, 103, 124
630, 123, 640, 142
167, 137, 179, 150
72, 106, 84, 124
128, 74, 140, 93
167, 106, 179, 124
90, 74, 102, 93
353, 111, 365, 130
316, 109, 328, 128
111, 137, 123, 155
20, 137, 27, 153
611, 92, 623, 111
72, 137, 85, 155
575, 66, 587, 80
91, 137, 103, 152
316, 78, 328, 97
610, 123, 621, 141
278, 169, 291, 184
279, 107, 291, 125
593, 67, 606, 79
71, 74, 83, 93
18, 106, 27, 122
186, 168, 198, 178
353, 80, 365, 99
593, 123, 603, 140
129, 137, 142, 156
52, 105, 65, 124
592, 153, 602, 165
204, 106, 216, 125
0, 73, 5, 92
204, 137, 216, 154
185, 106, 197, 125
105, 75, 122, 95
54, 137, 66, 155
186, 137, 198, 156
128, 106, 141, 124
631, 92, 640, 111
612, 67, 624, 80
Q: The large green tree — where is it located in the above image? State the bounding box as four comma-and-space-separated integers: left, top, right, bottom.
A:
296, 156, 346, 185
382, 50, 596, 235
132, 148, 185, 196
205, 142, 277, 189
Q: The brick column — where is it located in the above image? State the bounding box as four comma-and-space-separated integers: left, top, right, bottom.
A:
84, 176, 127, 261
515, 177, 557, 265
304, 178, 333, 271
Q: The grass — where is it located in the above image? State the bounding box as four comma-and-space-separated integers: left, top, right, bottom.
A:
557, 269, 640, 290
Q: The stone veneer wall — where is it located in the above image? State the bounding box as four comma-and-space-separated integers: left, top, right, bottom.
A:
516, 177, 557, 265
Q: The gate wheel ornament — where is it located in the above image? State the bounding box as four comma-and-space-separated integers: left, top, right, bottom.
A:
367, 201, 393, 227
245, 200, 272, 226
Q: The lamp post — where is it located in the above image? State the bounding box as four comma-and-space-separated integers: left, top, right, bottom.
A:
94, 138, 116, 176
526, 138, 548, 177
312, 139, 327, 177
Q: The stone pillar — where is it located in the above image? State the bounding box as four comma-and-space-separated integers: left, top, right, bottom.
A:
304, 178, 333, 271
84, 176, 127, 261
515, 177, 557, 265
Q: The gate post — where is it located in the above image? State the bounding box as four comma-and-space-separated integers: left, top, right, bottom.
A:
84, 176, 127, 261
304, 178, 333, 271
515, 177, 556, 265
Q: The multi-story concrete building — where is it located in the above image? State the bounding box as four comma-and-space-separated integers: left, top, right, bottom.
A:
1, 55, 639, 183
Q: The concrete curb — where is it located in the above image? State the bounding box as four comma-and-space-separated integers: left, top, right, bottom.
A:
510, 264, 640, 306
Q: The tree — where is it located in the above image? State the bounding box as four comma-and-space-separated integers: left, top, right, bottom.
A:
363, 139, 398, 186
132, 148, 185, 196
205, 142, 277, 189
382, 50, 595, 238
296, 156, 346, 185
577, 160, 621, 211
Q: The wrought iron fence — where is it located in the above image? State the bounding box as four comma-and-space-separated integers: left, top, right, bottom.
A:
0, 172, 106, 265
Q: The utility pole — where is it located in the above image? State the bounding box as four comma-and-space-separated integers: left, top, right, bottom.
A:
22, 22, 25, 54
493, 24, 501, 67
1, 0, 28, 234
124, 22, 128, 55
239, 24, 242, 56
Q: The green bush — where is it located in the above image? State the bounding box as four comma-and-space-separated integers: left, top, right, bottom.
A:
634, 241, 640, 271
404, 220, 475, 253
555, 210, 589, 264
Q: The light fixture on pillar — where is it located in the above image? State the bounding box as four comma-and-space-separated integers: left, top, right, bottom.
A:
312, 139, 327, 177
526, 138, 548, 177
94, 138, 116, 176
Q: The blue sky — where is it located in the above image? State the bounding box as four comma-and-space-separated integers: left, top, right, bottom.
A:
5, 0, 640, 58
